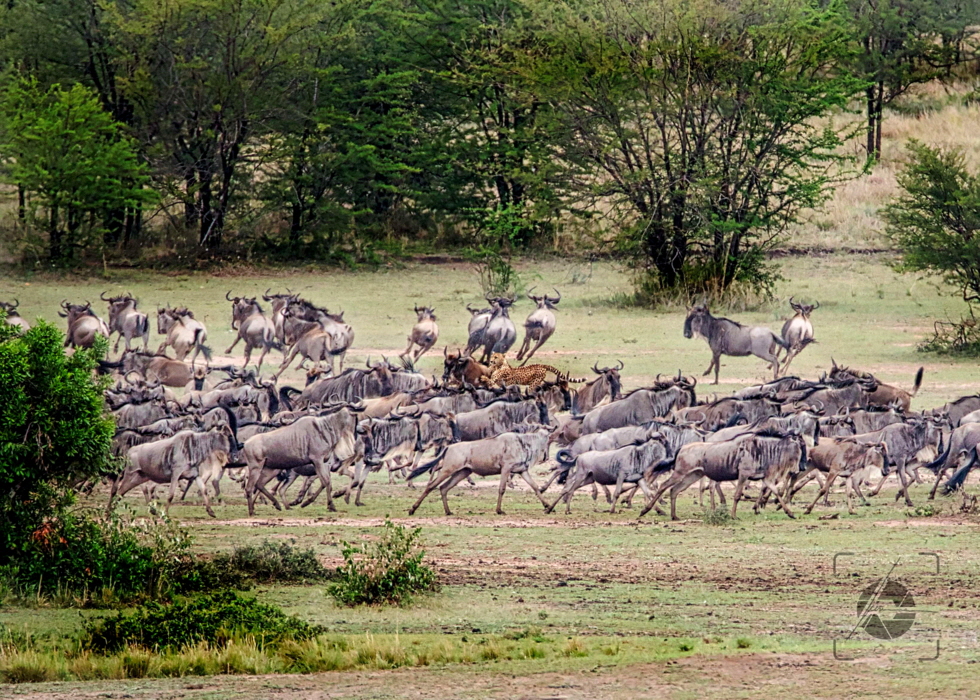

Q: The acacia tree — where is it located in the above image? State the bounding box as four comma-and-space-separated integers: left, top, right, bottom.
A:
885, 141, 980, 303
522, 0, 862, 297
0, 79, 150, 262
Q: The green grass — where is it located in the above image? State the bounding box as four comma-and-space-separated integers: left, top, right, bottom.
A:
3, 253, 980, 697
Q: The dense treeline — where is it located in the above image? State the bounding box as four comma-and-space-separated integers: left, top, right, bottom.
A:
0, 0, 977, 297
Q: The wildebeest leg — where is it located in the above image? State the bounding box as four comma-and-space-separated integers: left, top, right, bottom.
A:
539, 468, 563, 494
250, 468, 284, 515
288, 475, 316, 507
639, 472, 683, 519
760, 478, 794, 518
409, 467, 454, 515
928, 461, 956, 500
804, 470, 838, 515
621, 483, 639, 508
440, 469, 473, 515
515, 334, 531, 362
668, 471, 703, 520
730, 477, 748, 519
496, 467, 512, 515
868, 471, 890, 497
180, 476, 195, 501
399, 337, 415, 360
255, 344, 271, 374
518, 470, 551, 510
850, 476, 870, 507
225, 334, 242, 355
703, 352, 720, 384
608, 472, 630, 514
272, 345, 302, 380
544, 469, 591, 514
108, 469, 149, 515
789, 467, 817, 498
894, 461, 914, 507
301, 458, 335, 512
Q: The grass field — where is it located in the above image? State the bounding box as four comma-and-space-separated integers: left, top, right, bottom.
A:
2, 251, 980, 698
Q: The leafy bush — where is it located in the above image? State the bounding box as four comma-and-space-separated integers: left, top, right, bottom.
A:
6, 509, 193, 605
83, 590, 323, 653
177, 540, 331, 592
702, 508, 736, 526
0, 322, 114, 565
327, 520, 438, 606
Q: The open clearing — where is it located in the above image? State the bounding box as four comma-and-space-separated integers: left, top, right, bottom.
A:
2, 254, 980, 698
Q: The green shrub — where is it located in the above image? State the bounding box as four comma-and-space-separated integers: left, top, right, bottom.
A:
702, 508, 736, 526
175, 539, 331, 594
7, 509, 193, 605
327, 519, 437, 607
82, 590, 323, 653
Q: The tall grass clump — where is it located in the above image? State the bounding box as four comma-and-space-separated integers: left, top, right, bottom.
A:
327, 519, 438, 606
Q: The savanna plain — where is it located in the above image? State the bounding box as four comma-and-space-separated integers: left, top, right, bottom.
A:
4, 107, 980, 700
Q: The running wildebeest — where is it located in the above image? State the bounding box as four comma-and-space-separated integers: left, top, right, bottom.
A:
400, 305, 439, 363
515, 287, 560, 364
777, 297, 817, 377
0, 300, 30, 332
407, 428, 552, 515
102, 292, 150, 354
467, 296, 517, 363
683, 304, 789, 384
59, 300, 110, 349
225, 292, 280, 371
157, 306, 210, 366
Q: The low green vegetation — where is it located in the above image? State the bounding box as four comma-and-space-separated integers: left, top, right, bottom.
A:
327, 519, 438, 607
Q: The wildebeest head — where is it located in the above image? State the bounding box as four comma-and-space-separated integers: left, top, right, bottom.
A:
58, 300, 96, 324
414, 305, 436, 322
527, 287, 561, 311
227, 292, 261, 330
788, 296, 818, 319
0, 299, 20, 316
683, 304, 710, 339
592, 360, 623, 398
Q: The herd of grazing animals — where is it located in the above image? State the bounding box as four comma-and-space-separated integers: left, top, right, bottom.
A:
3, 290, 980, 520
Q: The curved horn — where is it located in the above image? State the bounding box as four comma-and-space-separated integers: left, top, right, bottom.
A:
10, 299, 18, 309
526, 285, 537, 300
100, 291, 110, 301
788, 295, 795, 306
592, 362, 601, 374
615, 359, 624, 371
812, 300, 820, 310
550, 287, 561, 302
225, 290, 234, 301
61, 299, 69, 308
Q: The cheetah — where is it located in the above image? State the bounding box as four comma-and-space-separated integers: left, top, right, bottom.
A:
483, 352, 586, 390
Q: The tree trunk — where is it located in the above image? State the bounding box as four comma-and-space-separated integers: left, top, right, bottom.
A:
103, 207, 124, 247
198, 173, 215, 247
290, 202, 304, 246
49, 205, 61, 262
17, 185, 25, 221
866, 85, 877, 160
184, 169, 199, 228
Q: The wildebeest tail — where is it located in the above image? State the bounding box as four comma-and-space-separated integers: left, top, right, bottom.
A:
408, 445, 447, 481
911, 367, 924, 396
648, 456, 675, 475
137, 314, 149, 340
555, 448, 575, 466
922, 441, 950, 474
265, 383, 280, 416
193, 327, 213, 361
772, 332, 791, 350
943, 446, 978, 494
264, 328, 284, 352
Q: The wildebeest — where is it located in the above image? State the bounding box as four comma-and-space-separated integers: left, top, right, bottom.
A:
706, 410, 821, 446
547, 438, 669, 514
467, 296, 517, 363
0, 300, 30, 332
515, 287, 560, 364
109, 412, 241, 518
400, 306, 439, 363
777, 297, 817, 377
284, 299, 355, 375
156, 307, 210, 366
242, 407, 361, 514
797, 439, 887, 515
571, 361, 623, 415
105, 350, 208, 389
102, 292, 150, 354
225, 293, 280, 371
640, 433, 806, 520
922, 422, 980, 498
112, 399, 171, 430
443, 347, 491, 387
581, 382, 696, 434
407, 428, 552, 515
846, 418, 944, 506
925, 394, 980, 427
280, 363, 393, 409
262, 289, 299, 345
273, 307, 334, 380
347, 415, 424, 505
59, 300, 110, 349
828, 361, 923, 412
453, 399, 548, 442
675, 395, 782, 432
683, 304, 788, 384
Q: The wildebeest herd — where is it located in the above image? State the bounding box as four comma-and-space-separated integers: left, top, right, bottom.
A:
3, 290, 979, 521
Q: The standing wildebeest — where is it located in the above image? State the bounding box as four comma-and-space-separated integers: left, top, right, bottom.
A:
683, 304, 788, 384
157, 307, 210, 366
407, 428, 552, 515
547, 438, 668, 514
0, 300, 29, 332
847, 418, 944, 506
640, 434, 806, 520
572, 361, 623, 415
108, 416, 241, 518
466, 296, 516, 363
400, 306, 439, 363
925, 394, 980, 427
59, 300, 110, 349
827, 361, 923, 412
225, 292, 280, 371
453, 399, 549, 442
515, 287, 560, 364
280, 362, 393, 409
242, 407, 361, 515
581, 382, 696, 434
797, 439, 888, 515
777, 297, 817, 377
102, 292, 150, 354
